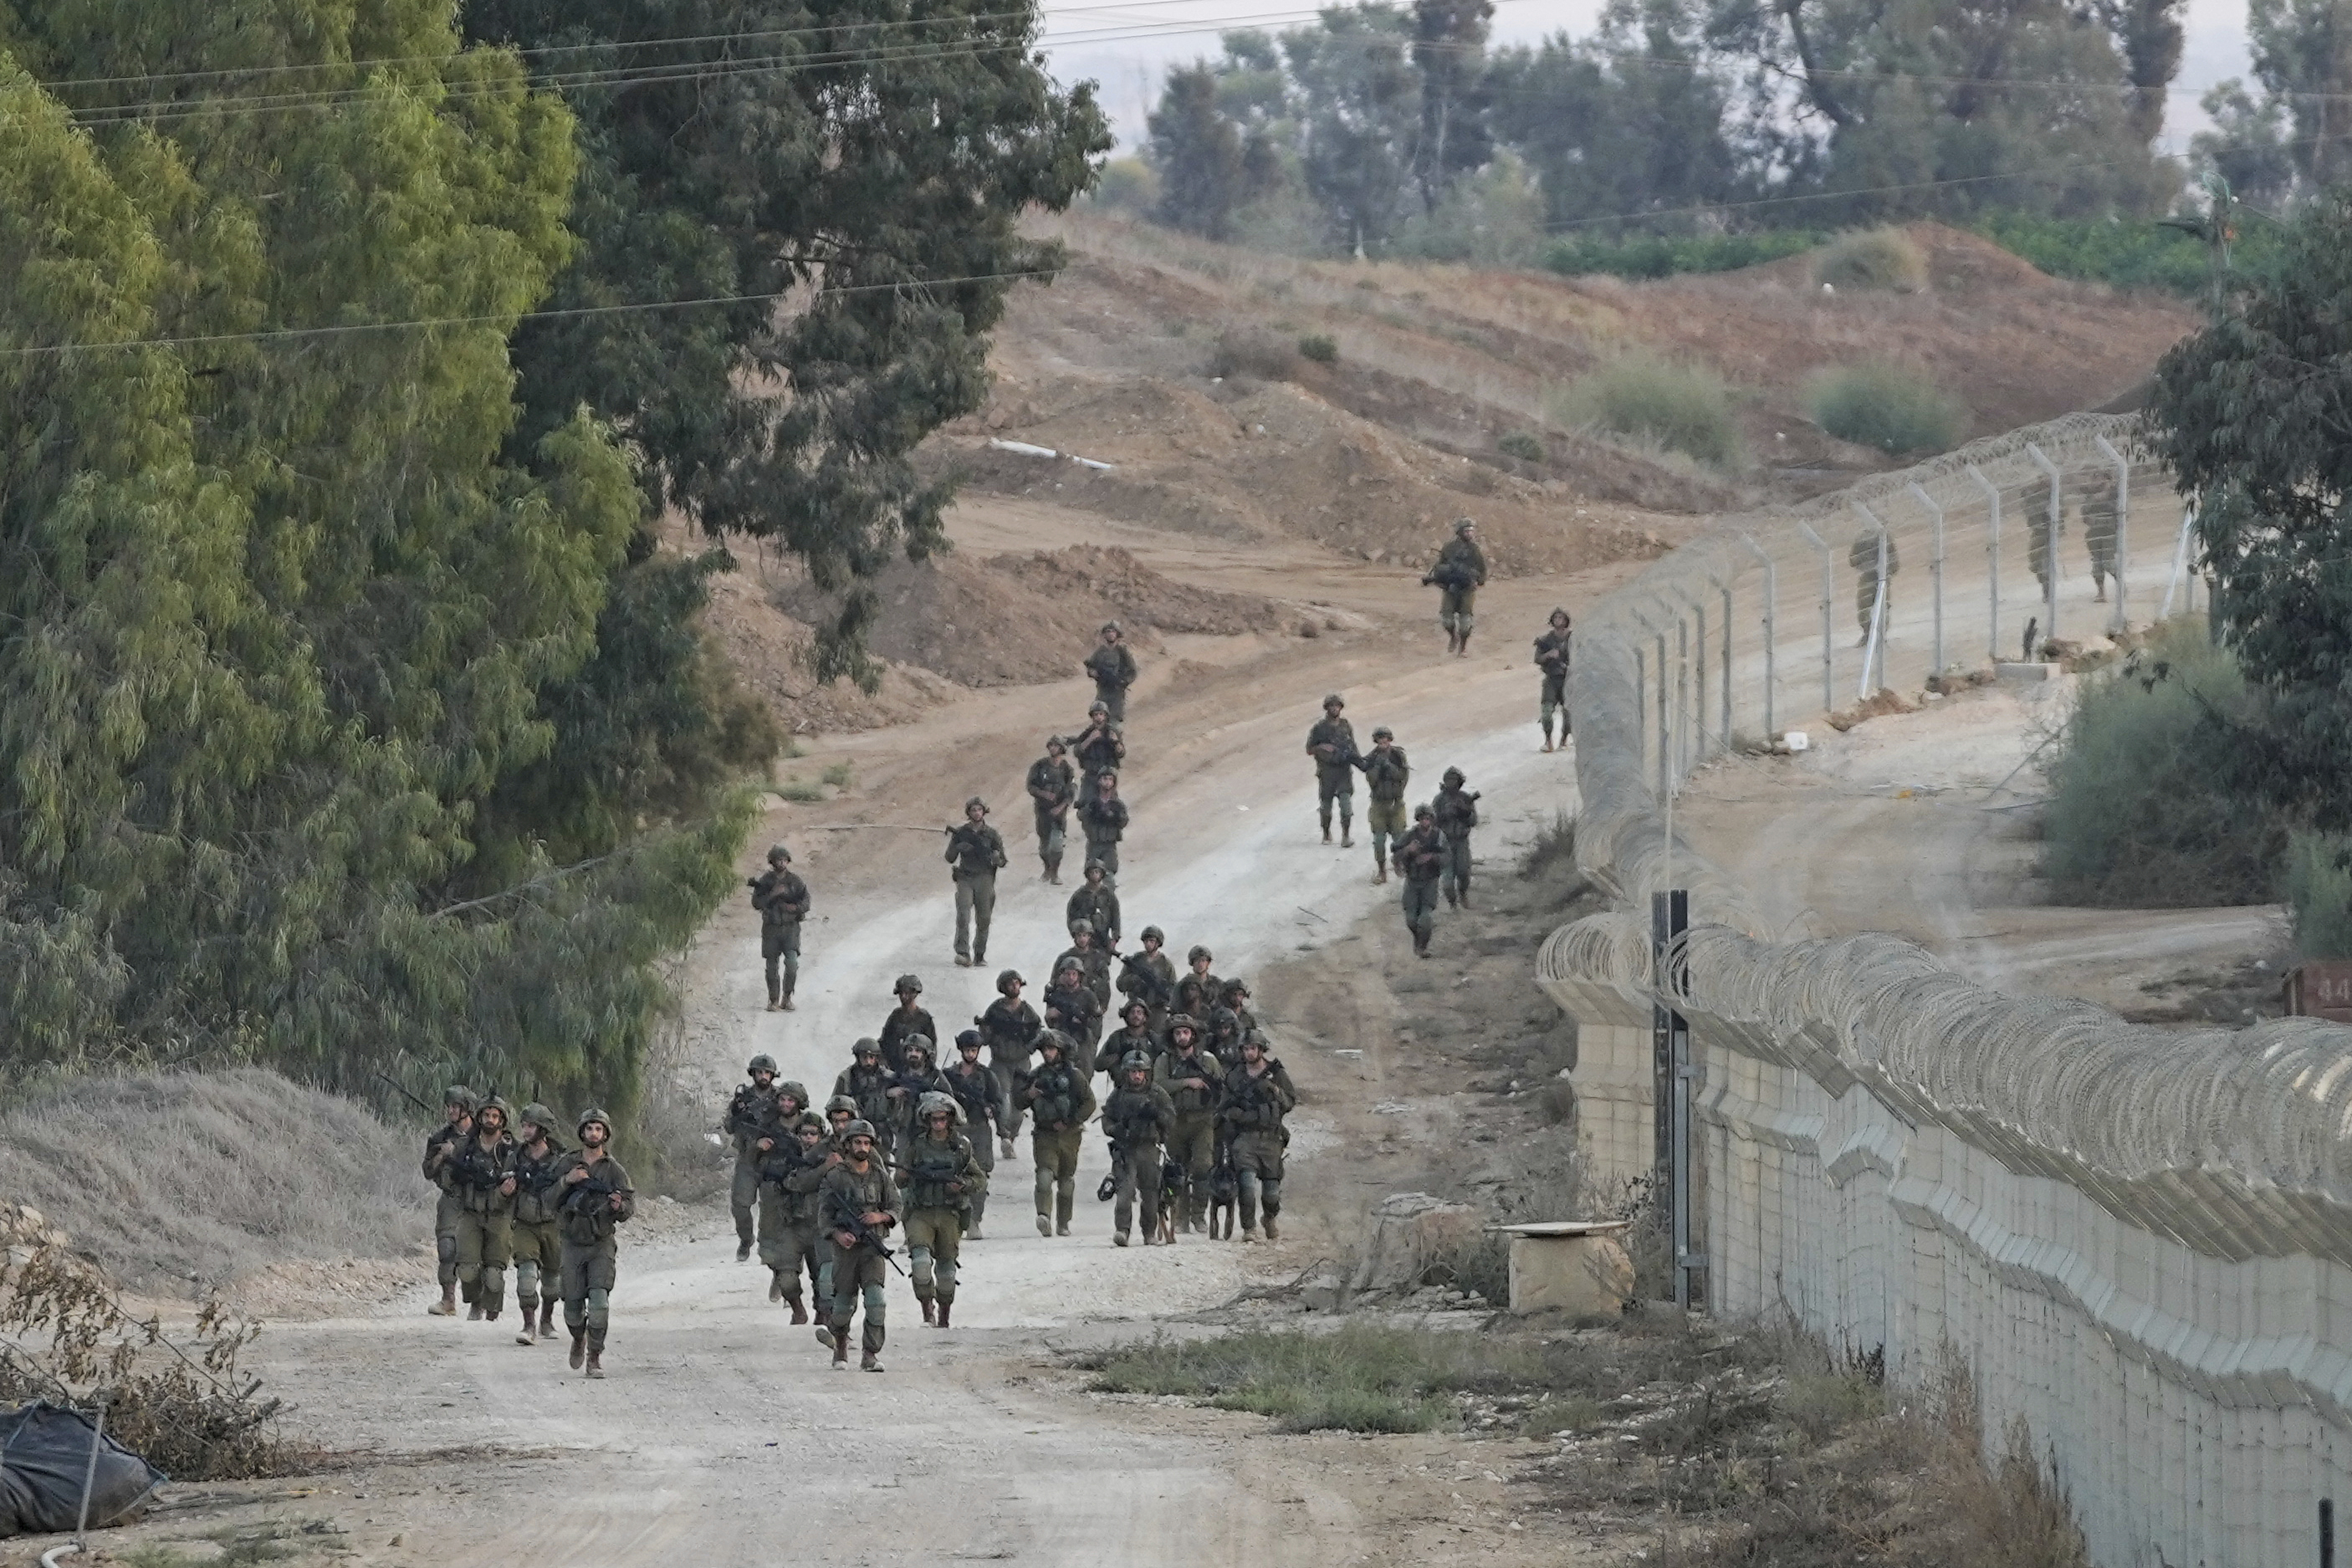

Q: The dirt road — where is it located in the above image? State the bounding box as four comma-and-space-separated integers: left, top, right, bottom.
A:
166, 500, 1598, 1568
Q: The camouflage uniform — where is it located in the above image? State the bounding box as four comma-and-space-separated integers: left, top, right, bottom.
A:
1393, 813, 1449, 957
508, 1106, 567, 1342
833, 1044, 897, 1155
978, 984, 1044, 1144
723, 1060, 780, 1257
1219, 1044, 1298, 1241
942, 1037, 1005, 1235
749, 851, 810, 1009
449, 1109, 519, 1319
896, 1103, 987, 1325
1154, 1038, 1225, 1233
1042, 968, 1105, 1055
1306, 705, 1358, 842
1078, 788, 1128, 879
420, 1089, 473, 1315
819, 1147, 902, 1364
880, 1039, 953, 1153
1116, 936, 1176, 1031
1102, 1063, 1177, 1244
1071, 719, 1125, 808
1064, 879, 1121, 950
759, 1116, 831, 1320
946, 810, 1008, 965
1084, 630, 1139, 723
1173, 963, 1222, 1028
1096, 1009, 1161, 1075
1357, 738, 1411, 879
1536, 614, 1572, 748
1427, 525, 1488, 651
879, 988, 938, 1075
1025, 747, 1076, 882
1018, 1041, 1097, 1237
549, 1115, 636, 1375
1058, 930, 1115, 1005
1432, 774, 1480, 907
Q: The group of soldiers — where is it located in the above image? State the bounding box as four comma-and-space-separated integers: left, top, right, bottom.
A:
421, 1091, 637, 1377
1304, 692, 1485, 958
712, 927, 1296, 1371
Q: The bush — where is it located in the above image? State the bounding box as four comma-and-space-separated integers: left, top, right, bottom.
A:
2286, 833, 2352, 958
1812, 227, 1928, 292
1205, 328, 1297, 381
1806, 361, 1966, 453
1970, 211, 2284, 294
1496, 429, 1545, 462
1091, 156, 1159, 217
1558, 352, 1743, 468
821, 760, 855, 789
773, 776, 826, 803
2042, 623, 2286, 907
1542, 229, 1820, 280
1297, 332, 1338, 363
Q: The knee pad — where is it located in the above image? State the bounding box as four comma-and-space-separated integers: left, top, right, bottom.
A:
514, 1259, 539, 1297
585, 1288, 611, 1332
1261, 1180, 1282, 1216
862, 1282, 887, 1320
935, 1255, 958, 1294
1237, 1170, 1262, 1201
908, 1246, 935, 1288
437, 1233, 458, 1265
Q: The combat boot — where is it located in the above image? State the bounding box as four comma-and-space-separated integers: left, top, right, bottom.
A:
765, 982, 780, 1013
467, 1302, 484, 1322
816, 1324, 836, 1349
1036, 1212, 1052, 1237
585, 1340, 605, 1379
861, 1351, 883, 1373
515, 1310, 536, 1347
539, 1300, 555, 1339
1320, 814, 1332, 845
781, 989, 795, 1012
1340, 822, 1352, 849
1373, 859, 1387, 886
427, 1285, 458, 1317
1457, 632, 1473, 656
1264, 1216, 1280, 1242
768, 1271, 784, 1302
568, 1329, 586, 1370
1114, 1230, 1130, 1247
1445, 886, 1459, 908
1241, 1226, 1262, 1243
789, 1299, 810, 1325
936, 1300, 953, 1329
831, 1336, 851, 1371
1459, 884, 1472, 908
922, 1296, 937, 1325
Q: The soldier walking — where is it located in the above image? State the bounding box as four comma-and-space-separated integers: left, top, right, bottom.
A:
1102, 1053, 1176, 1246
882, 1036, 951, 1153
1098, 999, 1160, 1075
1025, 736, 1076, 884
761, 1112, 832, 1325
942, 1031, 1006, 1238
1018, 1032, 1096, 1238
834, 1038, 895, 1155
723, 1054, 781, 1260
509, 1103, 565, 1345
946, 797, 1007, 968
878, 974, 937, 1073
1219, 1032, 1297, 1243
451, 1096, 519, 1322
1079, 772, 1128, 880
1071, 704, 1125, 808
1424, 518, 1488, 655
819, 1121, 900, 1371
1117, 927, 1176, 1031
1306, 694, 1358, 846
1175, 945, 1221, 1022
1064, 861, 1121, 950
422, 1086, 474, 1317
551, 1107, 636, 1378
1535, 608, 1572, 752
1057, 918, 1114, 1005
1357, 726, 1409, 885
749, 844, 809, 1011
1084, 621, 1138, 722
1393, 803, 1449, 958
1432, 767, 1480, 908
1155, 1019, 1223, 1236
897, 1094, 985, 1328
1043, 958, 1105, 1059
978, 969, 1043, 1154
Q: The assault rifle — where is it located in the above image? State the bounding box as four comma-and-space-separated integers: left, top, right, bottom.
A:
1116, 951, 1171, 1010
833, 1209, 907, 1276
1097, 1138, 1128, 1203
560, 1161, 632, 1229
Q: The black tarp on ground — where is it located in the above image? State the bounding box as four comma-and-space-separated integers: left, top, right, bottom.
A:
0, 1403, 166, 1537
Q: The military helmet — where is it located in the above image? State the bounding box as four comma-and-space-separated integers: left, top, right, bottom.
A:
1188, 944, 1212, 964
842, 1119, 877, 1142
1372, 725, 1393, 741
1208, 1005, 1241, 1038
1322, 692, 1344, 709
1046, 734, 1067, 753
748, 1053, 779, 1075
1166, 1013, 1199, 1038
1102, 620, 1122, 636
777, 1080, 810, 1109
1221, 978, 1250, 998
853, 1036, 882, 1059
826, 1094, 859, 1116
518, 1101, 555, 1133
477, 1095, 512, 1128
1036, 1029, 1071, 1055
1455, 516, 1476, 534
917, 1091, 959, 1121
1068, 917, 1093, 936
1549, 605, 1572, 626
1088, 699, 1109, 717
1120, 1050, 1152, 1074
576, 1106, 612, 1136
443, 1085, 476, 1111
1244, 1029, 1271, 1051
1443, 766, 1465, 786
1122, 998, 1150, 1022
1054, 956, 1084, 978
793, 1111, 828, 1136
1140, 925, 1163, 943
767, 843, 791, 864
965, 795, 989, 814
1084, 859, 1106, 876
955, 1029, 983, 1050
1415, 802, 1435, 820
997, 968, 1024, 993
895, 973, 923, 995
902, 1034, 934, 1064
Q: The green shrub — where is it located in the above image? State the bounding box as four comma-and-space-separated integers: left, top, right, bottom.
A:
1091, 156, 1159, 217
1969, 211, 2286, 294
1542, 229, 1820, 280
1297, 332, 1338, 363
2286, 833, 2352, 958
1205, 328, 1296, 380
1557, 352, 1742, 468
773, 777, 826, 803
1805, 360, 1966, 453
2042, 623, 2286, 907
1812, 227, 1928, 292
820, 760, 855, 789
1496, 429, 1545, 462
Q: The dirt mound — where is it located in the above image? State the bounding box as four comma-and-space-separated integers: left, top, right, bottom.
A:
700, 559, 961, 735
991, 544, 1266, 635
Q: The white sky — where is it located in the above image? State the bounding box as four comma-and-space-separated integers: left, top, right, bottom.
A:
1042, 0, 2252, 155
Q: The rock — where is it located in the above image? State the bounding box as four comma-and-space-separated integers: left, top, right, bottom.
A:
1348, 1193, 1485, 1295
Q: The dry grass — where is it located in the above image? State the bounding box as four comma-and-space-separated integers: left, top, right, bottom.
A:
1813, 227, 1930, 293
0, 1068, 427, 1292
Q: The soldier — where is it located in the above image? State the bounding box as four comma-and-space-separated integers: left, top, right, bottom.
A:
1153, 1019, 1223, 1236
509, 1103, 565, 1346
1393, 803, 1448, 958
822, 1092, 860, 1148
1356, 725, 1410, 885
978, 969, 1043, 1155
2080, 468, 2119, 604
945, 797, 1007, 968
1204, 1004, 1245, 1065
748, 844, 810, 1011
450, 1096, 519, 1322
1174, 945, 1222, 1023
723, 1054, 782, 1261
1432, 767, 1480, 908
1084, 621, 1138, 722
748, 1080, 814, 1316
1305, 694, 1358, 846
1079, 771, 1128, 880
1098, 999, 1160, 1075
1071, 702, 1125, 807
1018, 1031, 1097, 1238
897, 1093, 985, 1328
1424, 517, 1488, 656
1219, 1031, 1297, 1243
1117, 927, 1176, 1031
1849, 528, 1900, 645
819, 1120, 901, 1371
1535, 607, 1572, 753
1102, 1052, 1177, 1247
1064, 861, 1122, 951
761, 1113, 832, 1325
550, 1106, 636, 1378
882, 1035, 951, 1152
1025, 736, 1077, 885
1217, 978, 1257, 1034
422, 1085, 474, 1317
1043, 958, 1105, 1059
878, 974, 937, 1073
834, 1038, 895, 1154
1058, 918, 1114, 1005
942, 1030, 1005, 1238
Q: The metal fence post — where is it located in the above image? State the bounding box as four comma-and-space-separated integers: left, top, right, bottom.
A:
1854, 502, 1890, 697
1719, 580, 1733, 747
1675, 613, 1690, 784
1738, 534, 1777, 739
1796, 523, 1833, 714
2162, 503, 2197, 620
2094, 433, 2130, 633
2027, 442, 2062, 646
1908, 481, 1946, 677
1634, 637, 1649, 778
1692, 595, 1708, 762
1967, 465, 2002, 662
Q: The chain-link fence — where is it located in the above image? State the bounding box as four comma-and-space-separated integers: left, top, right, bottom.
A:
1537, 412, 2352, 1568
